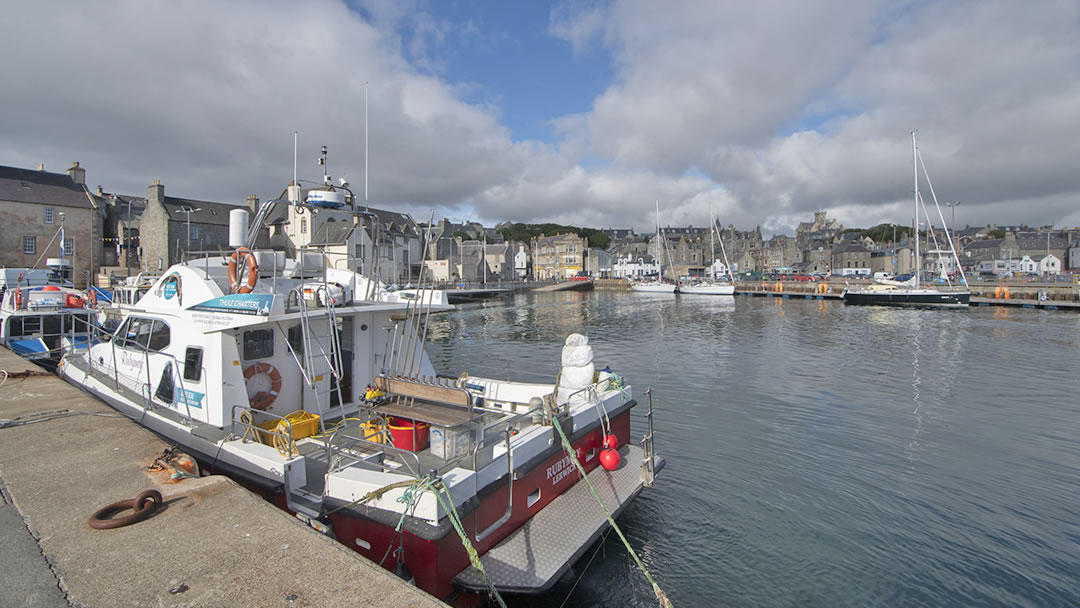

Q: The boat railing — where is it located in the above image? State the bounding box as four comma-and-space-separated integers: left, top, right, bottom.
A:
324, 415, 424, 478
473, 427, 513, 542
229, 405, 296, 452
79, 322, 205, 424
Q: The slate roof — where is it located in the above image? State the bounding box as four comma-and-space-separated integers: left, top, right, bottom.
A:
0, 165, 94, 208
965, 239, 1004, 250
162, 196, 244, 226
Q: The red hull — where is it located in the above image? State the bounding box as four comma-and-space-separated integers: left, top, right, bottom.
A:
322, 410, 633, 600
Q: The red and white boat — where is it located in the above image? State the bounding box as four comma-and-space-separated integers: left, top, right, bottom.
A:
58, 193, 661, 603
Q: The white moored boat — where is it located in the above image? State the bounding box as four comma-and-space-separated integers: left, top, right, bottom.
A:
58, 190, 661, 601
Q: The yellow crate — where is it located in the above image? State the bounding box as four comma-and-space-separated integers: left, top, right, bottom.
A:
256, 411, 320, 445
360, 420, 386, 444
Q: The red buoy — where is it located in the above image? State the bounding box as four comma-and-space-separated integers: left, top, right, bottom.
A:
599, 448, 620, 471
603, 434, 618, 450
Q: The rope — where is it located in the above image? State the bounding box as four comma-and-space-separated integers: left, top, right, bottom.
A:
429, 479, 507, 608
551, 417, 673, 607
323, 474, 508, 607
0, 408, 124, 429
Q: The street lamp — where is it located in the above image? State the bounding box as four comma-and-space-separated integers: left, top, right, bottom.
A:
176, 206, 201, 255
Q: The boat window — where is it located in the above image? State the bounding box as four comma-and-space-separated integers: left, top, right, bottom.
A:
118, 318, 153, 349
154, 362, 174, 404
148, 320, 170, 351
286, 325, 304, 357
183, 347, 203, 381
242, 329, 274, 360
113, 317, 132, 344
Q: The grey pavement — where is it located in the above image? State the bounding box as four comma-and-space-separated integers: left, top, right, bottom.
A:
0, 349, 447, 608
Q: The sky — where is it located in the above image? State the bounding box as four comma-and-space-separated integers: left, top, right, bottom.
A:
2, 0, 1078, 236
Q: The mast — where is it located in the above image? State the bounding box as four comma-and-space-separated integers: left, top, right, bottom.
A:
913, 131, 920, 287
708, 204, 715, 280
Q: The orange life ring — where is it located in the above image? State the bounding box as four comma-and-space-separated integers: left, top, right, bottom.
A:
87, 289, 97, 308
244, 362, 282, 410
14, 288, 22, 309
227, 247, 258, 294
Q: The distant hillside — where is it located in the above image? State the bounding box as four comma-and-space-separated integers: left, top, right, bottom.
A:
498, 223, 610, 249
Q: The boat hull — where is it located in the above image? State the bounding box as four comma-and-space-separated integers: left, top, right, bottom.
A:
679, 283, 735, 295
842, 289, 970, 309
630, 283, 676, 293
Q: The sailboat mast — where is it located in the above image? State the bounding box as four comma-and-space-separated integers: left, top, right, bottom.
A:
913, 131, 920, 287
708, 205, 715, 280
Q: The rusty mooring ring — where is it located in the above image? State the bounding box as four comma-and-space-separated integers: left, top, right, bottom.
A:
88, 489, 163, 529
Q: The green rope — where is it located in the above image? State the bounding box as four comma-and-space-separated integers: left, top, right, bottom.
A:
430, 479, 508, 608
552, 417, 673, 607
328, 474, 507, 608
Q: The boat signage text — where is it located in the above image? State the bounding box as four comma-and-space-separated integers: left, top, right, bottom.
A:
546, 453, 576, 486
188, 294, 274, 316
175, 387, 204, 409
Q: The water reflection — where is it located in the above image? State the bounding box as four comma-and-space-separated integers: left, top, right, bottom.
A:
427, 292, 1080, 608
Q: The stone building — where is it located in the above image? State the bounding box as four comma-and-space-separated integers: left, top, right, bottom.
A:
267, 185, 424, 285
530, 233, 586, 280
138, 180, 260, 272
0, 163, 104, 287
831, 243, 871, 272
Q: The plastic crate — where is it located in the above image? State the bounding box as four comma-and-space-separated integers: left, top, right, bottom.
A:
257, 411, 320, 444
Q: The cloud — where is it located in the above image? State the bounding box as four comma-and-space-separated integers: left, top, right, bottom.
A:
2, 0, 1078, 238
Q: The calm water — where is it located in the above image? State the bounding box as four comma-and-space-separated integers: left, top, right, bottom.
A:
425, 292, 1080, 608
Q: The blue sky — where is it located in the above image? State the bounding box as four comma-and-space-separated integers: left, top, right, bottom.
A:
3, 1, 1079, 235
398, 1, 614, 144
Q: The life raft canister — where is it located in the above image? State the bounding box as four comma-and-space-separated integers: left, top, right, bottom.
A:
227, 247, 259, 294
244, 362, 281, 410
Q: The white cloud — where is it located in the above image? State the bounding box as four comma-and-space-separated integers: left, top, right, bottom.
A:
2, 0, 1078, 238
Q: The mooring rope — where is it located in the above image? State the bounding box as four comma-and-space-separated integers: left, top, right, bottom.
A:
552, 416, 673, 607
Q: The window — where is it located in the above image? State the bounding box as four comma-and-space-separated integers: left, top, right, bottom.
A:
183, 347, 203, 381
62, 238, 73, 256
286, 325, 305, 357
117, 317, 169, 351
243, 329, 274, 360
300, 217, 307, 234
23, 236, 36, 254
148, 320, 171, 351
44, 207, 54, 224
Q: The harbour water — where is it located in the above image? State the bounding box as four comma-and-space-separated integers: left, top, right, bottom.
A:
426, 292, 1080, 607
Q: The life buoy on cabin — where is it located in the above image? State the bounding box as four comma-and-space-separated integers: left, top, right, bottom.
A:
14, 288, 22, 309
87, 289, 97, 308
244, 362, 282, 411
227, 247, 259, 294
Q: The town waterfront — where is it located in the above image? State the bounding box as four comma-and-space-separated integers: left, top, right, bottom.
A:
426, 291, 1080, 607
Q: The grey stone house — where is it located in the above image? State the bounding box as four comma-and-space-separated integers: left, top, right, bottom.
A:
0, 162, 104, 287
139, 180, 266, 272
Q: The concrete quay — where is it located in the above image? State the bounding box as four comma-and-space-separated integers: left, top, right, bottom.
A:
0, 348, 446, 608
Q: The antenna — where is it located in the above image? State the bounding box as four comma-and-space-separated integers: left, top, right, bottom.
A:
320, 145, 331, 185
293, 132, 298, 203
364, 81, 369, 208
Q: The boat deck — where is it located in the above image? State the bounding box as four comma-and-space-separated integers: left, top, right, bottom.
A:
453, 444, 658, 595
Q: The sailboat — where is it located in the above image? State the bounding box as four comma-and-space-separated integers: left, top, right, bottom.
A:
843, 133, 970, 309
680, 210, 736, 296
630, 201, 677, 293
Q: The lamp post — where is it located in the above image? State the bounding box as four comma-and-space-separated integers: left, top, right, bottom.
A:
177, 206, 201, 256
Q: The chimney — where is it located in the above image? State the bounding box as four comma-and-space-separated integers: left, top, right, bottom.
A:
96, 185, 104, 196
37, 163, 45, 171
148, 179, 165, 209
245, 194, 259, 215
67, 161, 85, 185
